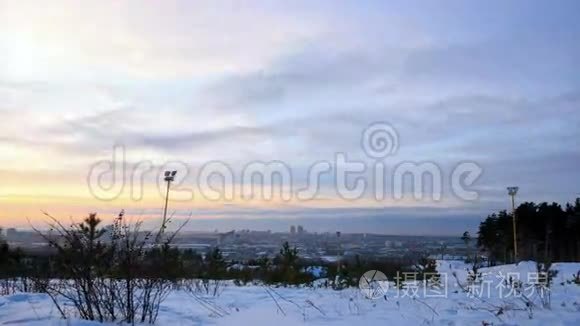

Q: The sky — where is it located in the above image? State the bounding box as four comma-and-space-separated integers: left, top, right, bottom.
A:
0, 1, 579, 234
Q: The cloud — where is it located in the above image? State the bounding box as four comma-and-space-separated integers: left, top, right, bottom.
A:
1, 1, 579, 230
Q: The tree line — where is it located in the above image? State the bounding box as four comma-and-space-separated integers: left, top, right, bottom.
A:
477, 198, 580, 265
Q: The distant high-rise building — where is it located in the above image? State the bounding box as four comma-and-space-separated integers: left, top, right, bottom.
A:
290, 225, 296, 234
297, 225, 305, 234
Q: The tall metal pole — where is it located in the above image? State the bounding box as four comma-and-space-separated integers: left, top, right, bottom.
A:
507, 186, 519, 263
161, 170, 177, 232
162, 179, 171, 227
511, 194, 517, 262
336, 231, 341, 287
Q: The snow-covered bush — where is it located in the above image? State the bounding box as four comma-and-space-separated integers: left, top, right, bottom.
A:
31, 210, 186, 324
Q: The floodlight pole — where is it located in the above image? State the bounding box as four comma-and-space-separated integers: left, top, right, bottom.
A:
162, 171, 177, 230
507, 186, 519, 263
162, 180, 171, 227
336, 231, 341, 286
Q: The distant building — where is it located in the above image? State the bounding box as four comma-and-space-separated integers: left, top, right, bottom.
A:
6, 228, 17, 239
297, 225, 305, 234
290, 225, 296, 234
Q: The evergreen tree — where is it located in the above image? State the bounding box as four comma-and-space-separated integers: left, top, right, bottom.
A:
478, 198, 580, 263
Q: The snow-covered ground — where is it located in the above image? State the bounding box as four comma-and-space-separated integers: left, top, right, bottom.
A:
1, 261, 579, 325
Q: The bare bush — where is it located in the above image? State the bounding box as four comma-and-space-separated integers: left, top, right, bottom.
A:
185, 278, 225, 297
32, 210, 187, 324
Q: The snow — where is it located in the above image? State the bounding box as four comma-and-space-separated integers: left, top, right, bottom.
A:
1, 261, 579, 325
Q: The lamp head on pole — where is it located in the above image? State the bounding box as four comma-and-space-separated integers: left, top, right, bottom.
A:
507, 186, 519, 196
164, 170, 177, 182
